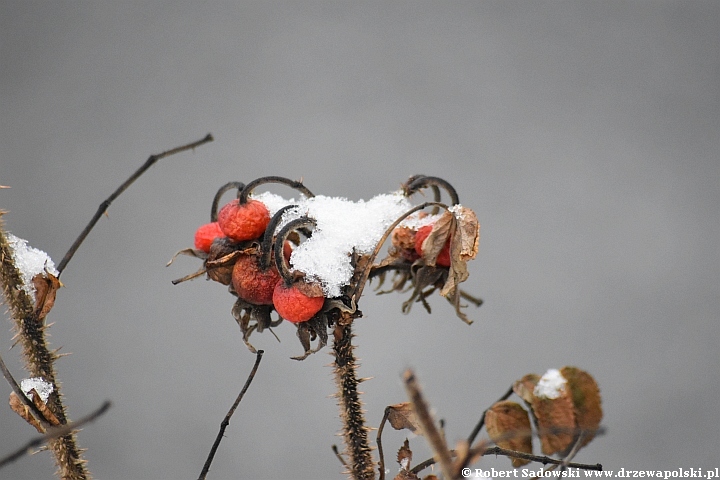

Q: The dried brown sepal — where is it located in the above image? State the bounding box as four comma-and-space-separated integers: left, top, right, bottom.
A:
397, 438, 413, 470
484, 401, 533, 467
9, 391, 45, 433
393, 438, 419, 480
531, 384, 576, 455
560, 366, 603, 447
387, 402, 421, 434
293, 279, 325, 298
440, 207, 480, 297
419, 211, 453, 268
31, 272, 62, 321
9, 389, 61, 433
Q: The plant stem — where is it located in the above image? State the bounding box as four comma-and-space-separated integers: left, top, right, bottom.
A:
0, 216, 89, 480
333, 313, 374, 480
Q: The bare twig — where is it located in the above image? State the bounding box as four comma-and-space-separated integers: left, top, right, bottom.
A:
466, 386, 514, 445
0, 401, 111, 470
57, 133, 214, 275
331, 444, 349, 469
376, 407, 390, 480
198, 349, 264, 480
403, 369, 454, 480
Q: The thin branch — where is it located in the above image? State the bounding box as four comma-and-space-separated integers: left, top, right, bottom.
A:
376, 407, 390, 480
466, 386, 514, 445
403, 369, 454, 480
0, 401, 111, 470
57, 133, 214, 275
331, 444, 349, 469
198, 349, 264, 480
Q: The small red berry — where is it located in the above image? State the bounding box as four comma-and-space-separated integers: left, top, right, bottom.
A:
218, 199, 270, 242
414, 224, 451, 267
194, 222, 225, 253
273, 282, 325, 323
232, 254, 282, 305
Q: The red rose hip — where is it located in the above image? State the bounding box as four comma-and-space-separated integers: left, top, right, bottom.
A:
194, 222, 225, 253
217, 199, 270, 242
414, 224, 451, 267
232, 253, 282, 305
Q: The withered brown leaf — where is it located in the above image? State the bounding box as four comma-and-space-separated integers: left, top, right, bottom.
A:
484, 401, 533, 467
512, 374, 540, 405
387, 402, 421, 434
32, 272, 62, 320
440, 207, 480, 297
531, 384, 576, 455
9, 389, 61, 433
560, 366, 603, 447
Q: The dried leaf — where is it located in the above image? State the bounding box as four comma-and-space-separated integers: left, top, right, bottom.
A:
32, 272, 62, 320
512, 374, 540, 405
420, 211, 454, 267
387, 402, 421, 434
561, 366, 603, 447
9, 392, 45, 433
440, 207, 480, 297
484, 401, 533, 467
531, 383, 576, 455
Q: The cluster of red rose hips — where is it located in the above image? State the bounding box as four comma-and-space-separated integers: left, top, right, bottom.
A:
174, 175, 480, 359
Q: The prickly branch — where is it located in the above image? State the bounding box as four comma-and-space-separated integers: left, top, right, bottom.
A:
0, 214, 89, 480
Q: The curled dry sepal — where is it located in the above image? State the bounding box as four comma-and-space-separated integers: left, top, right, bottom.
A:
170, 175, 483, 359
486, 366, 603, 466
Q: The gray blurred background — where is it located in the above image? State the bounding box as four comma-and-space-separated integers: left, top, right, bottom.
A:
1, 2, 718, 479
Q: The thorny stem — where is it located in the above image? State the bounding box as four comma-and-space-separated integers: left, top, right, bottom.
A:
0, 401, 111, 470
0, 217, 88, 480
333, 315, 374, 480
237, 176, 314, 204
211, 181, 245, 222
57, 133, 214, 275
198, 350, 264, 480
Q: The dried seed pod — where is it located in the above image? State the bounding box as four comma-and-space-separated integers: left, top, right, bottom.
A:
561, 366, 603, 447
205, 237, 242, 285
485, 400, 533, 467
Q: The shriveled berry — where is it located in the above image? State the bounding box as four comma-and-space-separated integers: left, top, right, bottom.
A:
273, 282, 325, 323
205, 237, 240, 285
232, 254, 282, 305
218, 199, 270, 242
391, 225, 420, 262
414, 224, 451, 267
194, 222, 225, 253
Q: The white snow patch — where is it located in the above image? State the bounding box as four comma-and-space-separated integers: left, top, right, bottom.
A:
6, 234, 58, 301
533, 368, 568, 399
253, 191, 415, 297
20, 377, 54, 403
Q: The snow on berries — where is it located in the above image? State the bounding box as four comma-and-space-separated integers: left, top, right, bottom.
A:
173, 174, 481, 359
